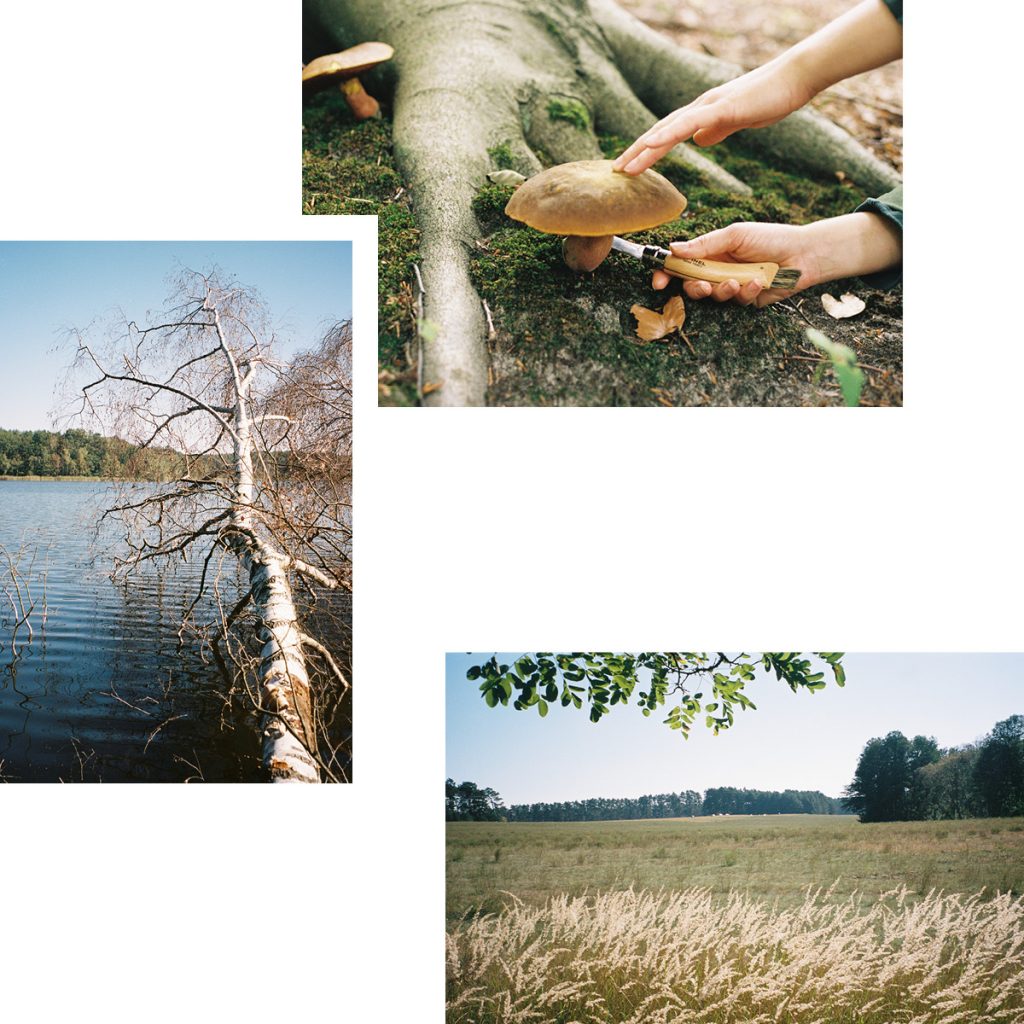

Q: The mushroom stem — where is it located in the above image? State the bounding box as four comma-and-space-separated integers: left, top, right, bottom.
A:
562, 235, 613, 273
340, 77, 380, 119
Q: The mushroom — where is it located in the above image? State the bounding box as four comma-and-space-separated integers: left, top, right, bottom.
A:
504, 159, 686, 272
302, 42, 394, 121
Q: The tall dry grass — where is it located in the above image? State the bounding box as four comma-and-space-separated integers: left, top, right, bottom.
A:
447, 885, 1024, 1024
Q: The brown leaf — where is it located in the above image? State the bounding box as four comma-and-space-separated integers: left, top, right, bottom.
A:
630, 295, 686, 342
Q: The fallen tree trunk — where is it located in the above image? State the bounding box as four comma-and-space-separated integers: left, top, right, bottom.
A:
213, 298, 329, 784
305, 0, 900, 407
230, 532, 329, 783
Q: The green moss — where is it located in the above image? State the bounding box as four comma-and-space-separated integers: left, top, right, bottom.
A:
546, 97, 590, 133
487, 142, 517, 170
302, 90, 420, 406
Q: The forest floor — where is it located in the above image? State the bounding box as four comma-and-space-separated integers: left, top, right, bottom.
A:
303, 0, 902, 407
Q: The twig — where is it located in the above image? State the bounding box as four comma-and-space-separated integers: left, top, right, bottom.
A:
299, 633, 351, 690
144, 713, 187, 755
413, 263, 426, 399
104, 681, 155, 717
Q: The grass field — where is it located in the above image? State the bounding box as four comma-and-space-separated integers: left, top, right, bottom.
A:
447, 814, 1024, 923
446, 816, 1024, 1023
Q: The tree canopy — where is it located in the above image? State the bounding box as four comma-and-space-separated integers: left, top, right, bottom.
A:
0, 427, 142, 478
446, 779, 506, 821
467, 652, 846, 736
844, 715, 1024, 822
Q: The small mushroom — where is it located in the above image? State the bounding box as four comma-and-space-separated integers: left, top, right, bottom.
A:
302, 42, 394, 121
504, 159, 686, 272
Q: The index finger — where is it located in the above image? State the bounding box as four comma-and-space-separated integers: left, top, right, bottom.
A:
614, 111, 706, 173
612, 108, 691, 171
619, 142, 676, 176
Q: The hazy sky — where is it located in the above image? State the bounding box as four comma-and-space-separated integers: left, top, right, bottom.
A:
446, 653, 1024, 804
0, 242, 352, 430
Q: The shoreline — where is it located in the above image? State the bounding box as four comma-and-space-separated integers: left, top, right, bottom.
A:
0, 475, 123, 482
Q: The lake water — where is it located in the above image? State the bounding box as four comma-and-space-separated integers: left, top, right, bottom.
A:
0, 480, 351, 782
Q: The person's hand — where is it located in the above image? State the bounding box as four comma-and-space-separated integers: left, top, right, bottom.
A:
613, 64, 812, 176
657, 213, 902, 308
655, 222, 821, 308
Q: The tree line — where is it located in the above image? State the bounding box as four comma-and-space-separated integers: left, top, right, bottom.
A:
843, 715, 1024, 822
446, 779, 507, 821
0, 428, 142, 477
509, 787, 842, 821
0, 427, 312, 482
445, 780, 843, 822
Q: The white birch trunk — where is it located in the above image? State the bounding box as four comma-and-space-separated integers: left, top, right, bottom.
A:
248, 545, 321, 784
220, 311, 322, 784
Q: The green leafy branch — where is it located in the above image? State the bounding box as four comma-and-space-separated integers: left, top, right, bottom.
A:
468, 652, 846, 737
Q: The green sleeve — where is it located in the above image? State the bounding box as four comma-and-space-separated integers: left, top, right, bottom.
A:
855, 184, 902, 290
851, 4, 901, 287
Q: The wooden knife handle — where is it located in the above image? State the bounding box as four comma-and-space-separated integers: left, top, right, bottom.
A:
662, 253, 779, 288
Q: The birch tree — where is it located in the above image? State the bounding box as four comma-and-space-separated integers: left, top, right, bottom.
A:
68, 269, 352, 783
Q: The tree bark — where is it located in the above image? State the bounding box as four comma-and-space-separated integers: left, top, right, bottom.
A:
305, 0, 900, 407
209, 300, 326, 784
232, 534, 323, 783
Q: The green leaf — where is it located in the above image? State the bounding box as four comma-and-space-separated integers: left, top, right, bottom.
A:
538, 698, 548, 718
467, 666, 481, 680
484, 688, 498, 708
805, 328, 864, 407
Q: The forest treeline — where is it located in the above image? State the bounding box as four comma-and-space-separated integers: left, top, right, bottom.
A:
0, 428, 320, 481
445, 779, 843, 822
0, 428, 170, 478
843, 714, 1024, 822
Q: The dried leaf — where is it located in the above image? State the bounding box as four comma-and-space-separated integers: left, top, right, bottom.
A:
630, 295, 685, 342
821, 292, 866, 319
487, 169, 527, 186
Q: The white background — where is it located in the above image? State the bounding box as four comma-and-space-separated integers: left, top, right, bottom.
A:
1, 0, 1022, 1020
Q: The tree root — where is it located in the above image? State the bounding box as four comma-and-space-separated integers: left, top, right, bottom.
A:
306, 0, 901, 406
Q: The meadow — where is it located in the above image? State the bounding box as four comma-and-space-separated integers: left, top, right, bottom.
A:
446, 815, 1024, 1023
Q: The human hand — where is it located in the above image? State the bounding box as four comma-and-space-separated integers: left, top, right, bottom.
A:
613, 65, 812, 176
613, 0, 901, 177
657, 213, 902, 308
654, 222, 820, 308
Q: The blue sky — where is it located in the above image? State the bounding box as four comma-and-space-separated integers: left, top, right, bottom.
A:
446, 653, 1024, 805
0, 242, 352, 430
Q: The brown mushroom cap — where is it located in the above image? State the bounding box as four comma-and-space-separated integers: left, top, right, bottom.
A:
302, 42, 394, 84
504, 159, 686, 237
